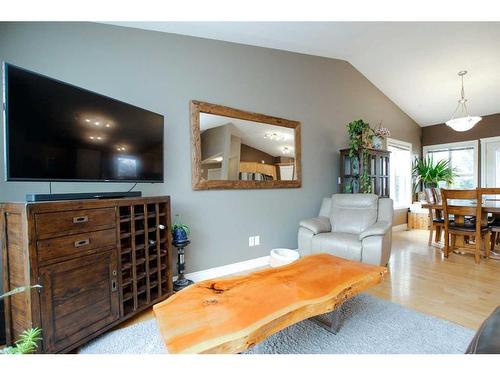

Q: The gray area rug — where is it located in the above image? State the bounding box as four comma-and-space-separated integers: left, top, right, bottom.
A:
79, 294, 474, 354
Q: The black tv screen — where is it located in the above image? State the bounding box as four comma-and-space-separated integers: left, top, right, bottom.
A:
3, 63, 164, 182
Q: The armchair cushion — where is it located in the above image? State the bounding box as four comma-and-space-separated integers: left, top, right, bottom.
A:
359, 221, 391, 240
330, 194, 378, 235
299, 216, 331, 234
311, 232, 362, 261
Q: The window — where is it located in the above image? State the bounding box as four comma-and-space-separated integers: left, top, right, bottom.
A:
423, 140, 478, 189
480, 136, 500, 188
387, 138, 412, 208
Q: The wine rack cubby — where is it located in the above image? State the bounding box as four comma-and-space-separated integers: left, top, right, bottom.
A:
118, 197, 173, 317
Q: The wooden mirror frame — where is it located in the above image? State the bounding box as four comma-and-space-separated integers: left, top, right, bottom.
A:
190, 100, 302, 190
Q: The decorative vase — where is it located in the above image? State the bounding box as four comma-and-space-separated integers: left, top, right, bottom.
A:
371, 136, 383, 149
424, 182, 438, 189
173, 227, 188, 244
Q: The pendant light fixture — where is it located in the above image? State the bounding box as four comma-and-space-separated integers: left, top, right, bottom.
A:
445, 70, 482, 132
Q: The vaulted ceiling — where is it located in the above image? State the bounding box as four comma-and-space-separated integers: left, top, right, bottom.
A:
108, 22, 500, 126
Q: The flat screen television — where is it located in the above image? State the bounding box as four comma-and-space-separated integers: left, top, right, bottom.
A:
3, 63, 164, 182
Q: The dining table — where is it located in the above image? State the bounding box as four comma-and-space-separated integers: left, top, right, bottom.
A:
421, 199, 500, 214
421, 199, 500, 260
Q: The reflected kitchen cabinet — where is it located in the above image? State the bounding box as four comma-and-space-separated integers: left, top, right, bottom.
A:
190, 101, 301, 190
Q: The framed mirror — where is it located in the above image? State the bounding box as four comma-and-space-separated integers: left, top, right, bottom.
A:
190, 101, 301, 190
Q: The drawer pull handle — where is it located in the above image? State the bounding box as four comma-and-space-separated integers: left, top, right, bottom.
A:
73, 216, 89, 224
74, 239, 90, 248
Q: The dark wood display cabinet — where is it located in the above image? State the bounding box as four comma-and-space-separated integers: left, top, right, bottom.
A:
339, 148, 391, 197
0, 196, 173, 353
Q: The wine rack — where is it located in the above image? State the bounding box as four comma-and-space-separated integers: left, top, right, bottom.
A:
117, 197, 173, 317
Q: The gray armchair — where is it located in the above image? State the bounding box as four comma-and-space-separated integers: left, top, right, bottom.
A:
298, 194, 394, 266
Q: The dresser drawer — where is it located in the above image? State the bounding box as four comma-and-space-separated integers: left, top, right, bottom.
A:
37, 228, 117, 264
35, 208, 116, 239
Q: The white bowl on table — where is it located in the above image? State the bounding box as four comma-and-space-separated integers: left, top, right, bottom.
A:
269, 248, 300, 268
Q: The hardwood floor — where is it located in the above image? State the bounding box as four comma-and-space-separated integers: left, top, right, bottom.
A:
368, 229, 500, 330
120, 229, 500, 332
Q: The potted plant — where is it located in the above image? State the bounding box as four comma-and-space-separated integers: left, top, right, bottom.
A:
172, 214, 191, 244
0, 328, 42, 354
371, 123, 391, 150
412, 155, 456, 192
1, 285, 42, 354
346, 119, 373, 193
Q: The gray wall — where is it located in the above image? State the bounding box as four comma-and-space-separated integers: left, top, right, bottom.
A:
0, 22, 421, 277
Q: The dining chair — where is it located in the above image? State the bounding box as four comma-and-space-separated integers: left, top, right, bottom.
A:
491, 216, 500, 252
441, 188, 491, 264
480, 188, 500, 253
424, 188, 445, 246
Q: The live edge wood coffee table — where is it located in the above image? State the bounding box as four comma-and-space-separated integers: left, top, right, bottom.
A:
153, 254, 387, 354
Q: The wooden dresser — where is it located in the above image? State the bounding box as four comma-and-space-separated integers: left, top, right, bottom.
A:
0, 196, 173, 353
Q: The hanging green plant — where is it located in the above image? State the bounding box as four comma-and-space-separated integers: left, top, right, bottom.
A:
346, 119, 374, 193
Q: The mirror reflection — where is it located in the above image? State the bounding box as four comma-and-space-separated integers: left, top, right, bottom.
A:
199, 113, 297, 181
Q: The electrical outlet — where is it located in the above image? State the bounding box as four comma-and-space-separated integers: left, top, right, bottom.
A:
254, 235, 260, 246
248, 236, 255, 247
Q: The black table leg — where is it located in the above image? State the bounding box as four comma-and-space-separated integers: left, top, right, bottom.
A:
309, 306, 343, 334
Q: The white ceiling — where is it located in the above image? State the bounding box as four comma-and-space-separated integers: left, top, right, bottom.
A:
108, 22, 500, 126
200, 113, 295, 157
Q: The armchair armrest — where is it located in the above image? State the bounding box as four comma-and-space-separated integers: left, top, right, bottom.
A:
359, 221, 391, 240
299, 216, 331, 234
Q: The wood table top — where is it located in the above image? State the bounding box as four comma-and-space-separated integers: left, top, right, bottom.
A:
153, 254, 386, 354
422, 200, 500, 214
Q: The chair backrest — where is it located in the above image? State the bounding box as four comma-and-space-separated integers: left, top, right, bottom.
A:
377, 197, 394, 225
480, 188, 500, 195
441, 189, 483, 233
318, 197, 332, 217
330, 194, 378, 235
424, 188, 443, 220
480, 187, 500, 201
480, 188, 500, 222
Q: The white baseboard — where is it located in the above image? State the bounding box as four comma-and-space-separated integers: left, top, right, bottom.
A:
392, 224, 408, 232
174, 255, 270, 283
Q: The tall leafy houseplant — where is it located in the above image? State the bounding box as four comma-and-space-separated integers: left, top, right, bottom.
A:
347, 119, 373, 193
412, 156, 456, 192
